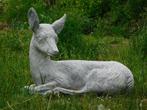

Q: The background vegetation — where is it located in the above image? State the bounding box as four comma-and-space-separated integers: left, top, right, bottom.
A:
0, 0, 147, 110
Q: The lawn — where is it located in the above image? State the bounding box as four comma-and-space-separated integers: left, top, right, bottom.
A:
0, 28, 146, 110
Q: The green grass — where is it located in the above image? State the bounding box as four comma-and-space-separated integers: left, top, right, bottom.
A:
0, 28, 147, 110
1, 0, 147, 109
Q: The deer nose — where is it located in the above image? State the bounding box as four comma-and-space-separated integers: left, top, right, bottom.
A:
53, 50, 59, 55
52, 48, 59, 55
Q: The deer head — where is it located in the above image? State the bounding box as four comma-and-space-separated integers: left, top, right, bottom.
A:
28, 7, 66, 56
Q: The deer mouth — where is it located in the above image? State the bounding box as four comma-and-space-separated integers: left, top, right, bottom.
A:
47, 51, 59, 56
47, 52, 53, 56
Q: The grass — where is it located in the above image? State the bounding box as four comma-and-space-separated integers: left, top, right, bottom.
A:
0, 28, 147, 110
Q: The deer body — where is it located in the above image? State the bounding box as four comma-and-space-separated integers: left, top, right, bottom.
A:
26, 8, 134, 95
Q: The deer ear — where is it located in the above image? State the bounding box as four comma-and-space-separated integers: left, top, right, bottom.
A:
28, 7, 40, 32
52, 14, 66, 34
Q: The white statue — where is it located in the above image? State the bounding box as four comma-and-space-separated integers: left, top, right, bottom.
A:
25, 7, 134, 95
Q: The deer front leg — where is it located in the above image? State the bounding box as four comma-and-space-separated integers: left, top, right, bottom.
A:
25, 81, 57, 94
24, 84, 36, 93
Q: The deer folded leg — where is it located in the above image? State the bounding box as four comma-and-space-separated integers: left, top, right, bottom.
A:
52, 86, 88, 95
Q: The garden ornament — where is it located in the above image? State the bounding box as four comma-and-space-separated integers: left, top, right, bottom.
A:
25, 7, 134, 95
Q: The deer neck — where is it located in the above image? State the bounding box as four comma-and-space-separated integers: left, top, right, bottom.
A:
29, 37, 51, 69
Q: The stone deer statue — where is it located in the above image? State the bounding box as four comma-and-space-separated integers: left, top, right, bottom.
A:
25, 7, 134, 95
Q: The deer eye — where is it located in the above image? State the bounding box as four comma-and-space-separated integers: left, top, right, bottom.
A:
37, 36, 47, 42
